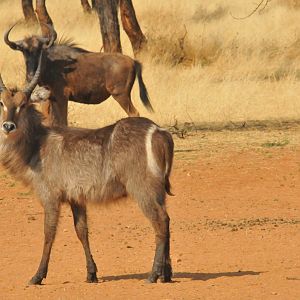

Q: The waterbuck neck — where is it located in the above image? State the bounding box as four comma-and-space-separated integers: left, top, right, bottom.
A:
0, 106, 48, 183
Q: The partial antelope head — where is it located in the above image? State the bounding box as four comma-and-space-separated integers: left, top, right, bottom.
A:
0, 53, 43, 136
4, 23, 57, 81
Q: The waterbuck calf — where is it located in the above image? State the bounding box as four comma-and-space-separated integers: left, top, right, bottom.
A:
4, 24, 153, 126
0, 55, 173, 285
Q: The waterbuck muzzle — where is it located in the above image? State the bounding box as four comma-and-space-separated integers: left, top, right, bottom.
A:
2, 121, 17, 134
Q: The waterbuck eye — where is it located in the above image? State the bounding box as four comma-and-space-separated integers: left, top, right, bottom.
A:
0, 101, 3, 107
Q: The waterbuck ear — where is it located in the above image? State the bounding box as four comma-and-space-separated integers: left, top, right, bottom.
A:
0, 74, 7, 93
30, 85, 51, 103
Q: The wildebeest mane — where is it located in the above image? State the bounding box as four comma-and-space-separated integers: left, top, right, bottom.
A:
46, 36, 90, 64
56, 36, 89, 54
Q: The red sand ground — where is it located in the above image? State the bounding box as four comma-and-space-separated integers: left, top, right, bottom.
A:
0, 128, 299, 299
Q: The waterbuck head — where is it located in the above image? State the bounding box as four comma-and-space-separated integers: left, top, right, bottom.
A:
0, 53, 43, 137
4, 23, 57, 82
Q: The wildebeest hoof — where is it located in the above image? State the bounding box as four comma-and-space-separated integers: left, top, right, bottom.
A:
28, 275, 43, 285
86, 273, 98, 283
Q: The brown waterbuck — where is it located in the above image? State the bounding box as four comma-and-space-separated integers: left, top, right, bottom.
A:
0, 53, 173, 285
4, 24, 153, 126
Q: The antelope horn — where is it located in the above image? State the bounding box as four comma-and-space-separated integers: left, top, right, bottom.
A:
4, 23, 23, 51
23, 52, 43, 97
38, 22, 57, 48
0, 74, 7, 92
36, 0, 54, 38
47, 24, 57, 48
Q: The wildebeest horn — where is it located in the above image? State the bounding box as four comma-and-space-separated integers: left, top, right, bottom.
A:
47, 25, 57, 48
39, 22, 57, 48
36, 0, 56, 39
23, 52, 43, 97
0, 74, 7, 92
4, 23, 24, 51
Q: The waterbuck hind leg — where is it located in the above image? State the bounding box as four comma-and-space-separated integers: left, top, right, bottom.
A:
148, 208, 172, 283
70, 202, 98, 283
137, 197, 172, 283
29, 201, 60, 285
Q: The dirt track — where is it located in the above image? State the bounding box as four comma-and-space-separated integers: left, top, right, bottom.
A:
0, 127, 300, 300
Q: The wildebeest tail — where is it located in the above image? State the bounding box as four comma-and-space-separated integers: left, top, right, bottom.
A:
134, 60, 154, 112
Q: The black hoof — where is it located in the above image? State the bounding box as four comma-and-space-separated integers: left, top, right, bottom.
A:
86, 272, 98, 283
146, 273, 159, 283
160, 265, 172, 282
28, 275, 43, 285
159, 275, 172, 283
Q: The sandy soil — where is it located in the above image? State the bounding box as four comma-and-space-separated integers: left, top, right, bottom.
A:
0, 126, 299, 300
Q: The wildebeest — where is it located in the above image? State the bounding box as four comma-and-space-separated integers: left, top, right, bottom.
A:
4, 24, 153, 126
0, 52, 173, 285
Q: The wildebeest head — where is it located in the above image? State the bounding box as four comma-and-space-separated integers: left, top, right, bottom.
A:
4, 23, 57, 82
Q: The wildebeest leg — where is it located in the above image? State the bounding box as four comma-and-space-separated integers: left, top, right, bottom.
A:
39, 98, 68, 127
70, 202, 98, 283
29, 201, 60, 285
112, 93, 140, 117
53, 98, 68, 126
46, 90, 69, 126
138, 198, 172, 283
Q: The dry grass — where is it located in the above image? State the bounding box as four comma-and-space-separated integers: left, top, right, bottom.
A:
1, 0, 300, 127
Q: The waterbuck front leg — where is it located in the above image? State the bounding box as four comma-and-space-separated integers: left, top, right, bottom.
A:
29, 201, 60, 285
70, 202, 98, 283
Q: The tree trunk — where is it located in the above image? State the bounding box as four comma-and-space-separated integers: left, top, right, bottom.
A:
94, 0, 122, 53
22, 0, 38, 23
81, 0, 92, 13
36, 0, 54, 38
120, 0, 146, 55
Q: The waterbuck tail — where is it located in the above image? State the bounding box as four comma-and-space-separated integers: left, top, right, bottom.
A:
134, 60, 154, 112
165, 176, 174, 196
162, 129, 174, 196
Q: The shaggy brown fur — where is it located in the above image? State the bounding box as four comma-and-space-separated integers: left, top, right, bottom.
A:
0, 70, 173, 285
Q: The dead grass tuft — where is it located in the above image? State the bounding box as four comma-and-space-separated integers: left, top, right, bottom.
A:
191, 5, 228, 22
277, 0, 300, 8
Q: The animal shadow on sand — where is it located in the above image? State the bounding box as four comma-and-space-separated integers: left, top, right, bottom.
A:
102, 270, 262, 282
